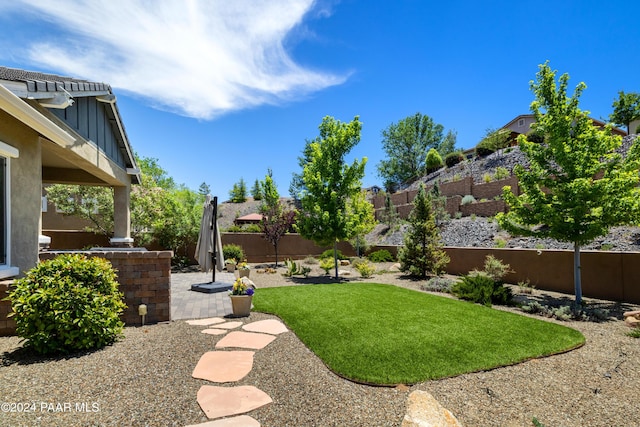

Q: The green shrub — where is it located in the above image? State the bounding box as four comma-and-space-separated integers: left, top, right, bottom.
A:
319, 258, 334, 274
320, 249, 348, 260
222, 244, 245, 263
451, 272, 512, 307
7, 254, 126, 355
444, 151, 464, 168
354, 260, 376, 278
244, 224, 262, 233
475, 139, 496, 157
480, 255, 512, 281
367, 249, 395, 263
483, 172, 493, 183
494, 166, 510, 180
426, 148, 443, 172
461, 195, 476, 205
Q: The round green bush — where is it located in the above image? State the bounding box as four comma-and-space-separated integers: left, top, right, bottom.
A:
426, 148, 443, 172
444, 151, 464, 168
367, 249, 395, 263
222, 244, 245, 263
8, 254, 126, 355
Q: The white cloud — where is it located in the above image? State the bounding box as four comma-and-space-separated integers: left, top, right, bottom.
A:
10, 0, 347, 119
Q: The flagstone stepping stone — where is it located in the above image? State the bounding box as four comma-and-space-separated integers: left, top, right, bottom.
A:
215, 331, 276, 350
187, 317, 226, 326
197, 385, 272, 419
201, 328, 228, 336
193, 351, 255, 382
242, 319, 288, 335
184, 415, 260, 427
216, 321, 244, 330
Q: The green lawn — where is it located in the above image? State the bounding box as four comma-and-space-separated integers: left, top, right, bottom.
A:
253, 283, 585, 385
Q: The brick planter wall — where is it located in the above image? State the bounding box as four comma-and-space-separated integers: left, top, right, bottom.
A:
40, 250, 172, 326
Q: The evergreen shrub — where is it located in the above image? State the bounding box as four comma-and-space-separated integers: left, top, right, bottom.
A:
7, 254, 126, 355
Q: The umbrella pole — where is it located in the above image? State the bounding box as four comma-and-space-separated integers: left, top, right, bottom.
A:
211, 196, 218, 283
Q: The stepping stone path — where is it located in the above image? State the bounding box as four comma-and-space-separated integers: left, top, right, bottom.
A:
187, 318, 289, 427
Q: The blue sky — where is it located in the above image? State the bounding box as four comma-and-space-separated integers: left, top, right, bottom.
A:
1, 0, 638, 199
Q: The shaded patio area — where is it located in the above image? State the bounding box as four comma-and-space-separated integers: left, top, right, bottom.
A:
171, 271, 235, 320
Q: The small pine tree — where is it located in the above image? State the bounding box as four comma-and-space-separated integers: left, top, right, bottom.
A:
229, 178, 247, 203
251, 179, 262, 200
398, 184, 449, 278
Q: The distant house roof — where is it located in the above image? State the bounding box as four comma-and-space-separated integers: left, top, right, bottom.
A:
234, 213, 263, 225
502, 114, 627, 137
0, 66, 139, 184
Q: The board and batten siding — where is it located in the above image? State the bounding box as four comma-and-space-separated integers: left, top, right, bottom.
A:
51, 97, 125, 168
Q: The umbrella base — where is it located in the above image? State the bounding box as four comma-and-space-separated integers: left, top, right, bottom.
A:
190, 282, 233, 294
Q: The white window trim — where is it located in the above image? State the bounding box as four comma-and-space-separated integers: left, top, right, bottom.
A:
0, 140, 20, 279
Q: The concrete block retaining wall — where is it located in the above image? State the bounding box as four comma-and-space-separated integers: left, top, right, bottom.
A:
0, 250, 172, 336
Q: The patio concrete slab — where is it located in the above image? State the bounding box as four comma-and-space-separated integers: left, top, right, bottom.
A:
242, 319, 288, 335
215, 331, 276, 350
197, 385, 272, 420
216, 321, 244, 330
192, 351, 255, 382
186, 317, 226, 326
202, 328, 228, 336
184, 415, 260, 427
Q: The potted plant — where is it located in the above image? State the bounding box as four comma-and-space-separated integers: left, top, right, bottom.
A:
237, 261, 250, 278
229, 277, 254, 317
225, 258, 237, 272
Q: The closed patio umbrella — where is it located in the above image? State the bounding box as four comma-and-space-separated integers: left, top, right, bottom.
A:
195, 195, 224, 280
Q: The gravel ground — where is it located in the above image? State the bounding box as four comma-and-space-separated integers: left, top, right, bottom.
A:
2, 263, 638, 427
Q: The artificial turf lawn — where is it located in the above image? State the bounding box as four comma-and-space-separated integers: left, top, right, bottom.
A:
253, 283, 585, 385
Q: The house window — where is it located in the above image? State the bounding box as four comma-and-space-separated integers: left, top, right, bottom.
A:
518, 118, 525, 127
42, 196, 48, 212
0, 140, 19, 278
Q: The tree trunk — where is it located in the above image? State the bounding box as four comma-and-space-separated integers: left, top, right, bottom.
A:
274, 243, 279, 267
334, 241, 339, 280
573, 243, 582, 306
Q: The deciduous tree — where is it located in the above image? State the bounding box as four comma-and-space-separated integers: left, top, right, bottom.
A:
377, 113, 449, 191
498, 62, 640, 305
296, 115, 373, 278
610, 91, 640, 134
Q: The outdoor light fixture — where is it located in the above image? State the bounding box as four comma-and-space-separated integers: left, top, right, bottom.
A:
138, 304, 148, 325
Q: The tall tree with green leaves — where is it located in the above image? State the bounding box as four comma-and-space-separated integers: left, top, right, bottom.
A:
398, 184, 449, 278
260, 169, 279, 213
296, 115, 373, 278
610, 91, 640, 134
497, 62, 640, 305
377, 112, 449, 191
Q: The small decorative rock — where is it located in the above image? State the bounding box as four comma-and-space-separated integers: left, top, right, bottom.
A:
340, 259, 351, 266
401, 390, 462, 427
624, 311, 640, 327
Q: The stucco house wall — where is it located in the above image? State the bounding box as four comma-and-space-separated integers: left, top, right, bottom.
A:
0, 109, 41, 274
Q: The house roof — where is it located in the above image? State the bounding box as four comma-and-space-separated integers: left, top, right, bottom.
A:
0, 66, 139, 184
503, 113, 627, 137
0, 66, 111, 98
235, 213, 263, 222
